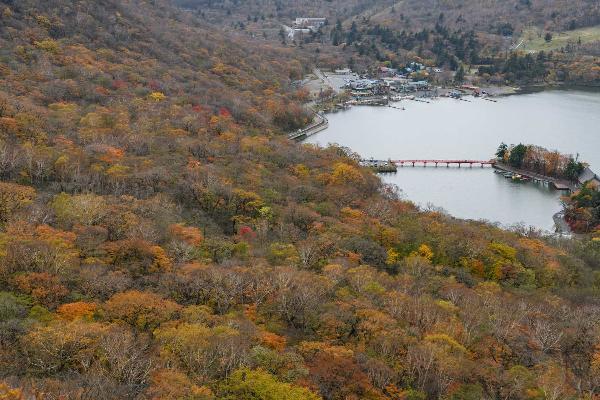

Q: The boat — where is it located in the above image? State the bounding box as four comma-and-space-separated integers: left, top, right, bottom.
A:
511, 174, 528, 182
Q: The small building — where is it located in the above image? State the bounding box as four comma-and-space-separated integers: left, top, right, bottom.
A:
406, 80, 429, 90
284, 26, 312, 40
383, 77, 410, 90
379, 66, 398, 77
294, 17, 326, 32
382, 78, 429, 92
295, 17, 327, 26
404, 62, 425, 74
461, 84, 481, 95
346, 79, 380, 90
334, 68, 352, 75
578, 167, 600, 188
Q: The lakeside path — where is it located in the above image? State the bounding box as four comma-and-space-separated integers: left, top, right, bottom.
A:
288, 108, 329, 141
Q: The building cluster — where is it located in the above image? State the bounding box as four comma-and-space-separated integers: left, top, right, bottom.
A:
382, 63, 443, 77
314, 61, 445, 107
336, 61, 440, 96
285, 17, 326, 40
379, 61, 446, 92
344, 78, 381, 91
293, 18, 326, 31
382, 77, 429, 92
340, 77, 429, 98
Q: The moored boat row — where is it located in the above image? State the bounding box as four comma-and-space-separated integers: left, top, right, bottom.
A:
495, 169, 532, 182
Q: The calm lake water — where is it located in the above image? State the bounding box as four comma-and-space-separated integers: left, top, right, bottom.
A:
305, 90, 600, 231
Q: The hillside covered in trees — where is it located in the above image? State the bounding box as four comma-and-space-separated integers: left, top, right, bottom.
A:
565, 182, 600, 233
1, 1, 600, 399
177, 0, 600, 34
180, 0, 600, 85
174, 0, 392, 23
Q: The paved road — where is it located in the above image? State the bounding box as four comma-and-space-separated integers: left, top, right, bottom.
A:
313, 68, 340, 92
511, 39, 524, 50
288, 109, 328, 140
313, 68, 327, 83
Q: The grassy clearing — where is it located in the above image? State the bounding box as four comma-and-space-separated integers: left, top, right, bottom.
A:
519, 26, 600, 52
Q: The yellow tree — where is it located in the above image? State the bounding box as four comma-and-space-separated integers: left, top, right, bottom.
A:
103, 290, 181, 330
0, 182, 35, 226
330, 162, 365, 186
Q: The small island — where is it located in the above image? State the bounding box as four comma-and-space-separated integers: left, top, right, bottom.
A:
494, 143, 600, 232
494, 142, 587, 188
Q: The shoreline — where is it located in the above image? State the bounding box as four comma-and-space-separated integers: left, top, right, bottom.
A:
297, 87, 593, 236
503, 82, 600, 97
312, 82, 600, 115
492, 162, 578, 192
312, 84, 520, 114
307, 79, 600, 115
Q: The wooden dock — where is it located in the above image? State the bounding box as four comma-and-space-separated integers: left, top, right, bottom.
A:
360, 159, 398, 173
493, 162, 577, 192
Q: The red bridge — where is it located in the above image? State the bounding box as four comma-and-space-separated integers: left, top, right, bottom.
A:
393, 159, 496, 167
362, 159, 496, 168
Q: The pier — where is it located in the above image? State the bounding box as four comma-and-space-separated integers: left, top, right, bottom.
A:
360, 159, 398, 172
493, 162, 578, 192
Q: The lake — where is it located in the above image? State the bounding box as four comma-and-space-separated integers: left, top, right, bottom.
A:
305, 89, 600, 231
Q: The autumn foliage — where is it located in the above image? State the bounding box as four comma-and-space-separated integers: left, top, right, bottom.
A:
0, 1, 598, 399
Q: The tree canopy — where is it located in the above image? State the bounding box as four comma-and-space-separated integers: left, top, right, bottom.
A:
0, 1, 599, 399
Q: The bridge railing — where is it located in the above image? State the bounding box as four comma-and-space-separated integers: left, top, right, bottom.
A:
391, 159, 496, 165
361, 159, 496, 166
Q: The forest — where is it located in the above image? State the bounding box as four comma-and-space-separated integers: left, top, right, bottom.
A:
1, 1, 600, 399
565, 182, 600, 233
181, 0, 600, 86
328, 20, 600, 85
178, 0, 600, 35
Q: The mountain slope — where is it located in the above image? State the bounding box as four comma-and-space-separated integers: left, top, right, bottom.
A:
0, 1, 600, 399
369, 0, 600, 34
175, 0, 600, 36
